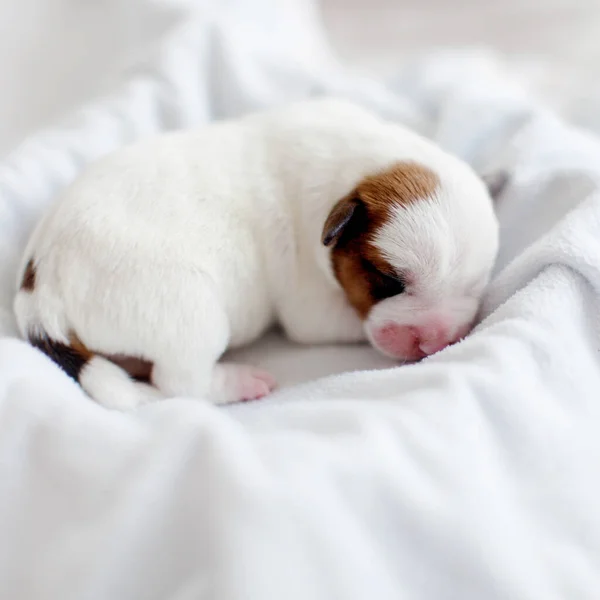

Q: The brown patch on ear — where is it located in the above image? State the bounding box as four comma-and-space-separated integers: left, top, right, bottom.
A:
322, 195, 361, 247
327, 161, 439, 318
20, 258, 37, 292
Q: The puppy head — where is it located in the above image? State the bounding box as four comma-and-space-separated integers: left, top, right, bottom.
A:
322, 161, 498, 360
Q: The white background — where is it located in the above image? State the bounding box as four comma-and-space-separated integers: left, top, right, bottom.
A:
2, 0, 600, 156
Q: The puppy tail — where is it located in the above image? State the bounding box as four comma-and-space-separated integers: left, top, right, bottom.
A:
14, 277, 156, 411
30, 332, 155, 410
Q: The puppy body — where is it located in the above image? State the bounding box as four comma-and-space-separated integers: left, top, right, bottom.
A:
14, 100, 498, 409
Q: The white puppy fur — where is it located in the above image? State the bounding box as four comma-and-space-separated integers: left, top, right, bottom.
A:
14, 99, 498, 410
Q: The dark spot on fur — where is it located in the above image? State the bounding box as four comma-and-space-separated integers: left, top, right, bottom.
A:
20, 259, 36, 292
28, 332, 92, 381
103, 354, 153, 382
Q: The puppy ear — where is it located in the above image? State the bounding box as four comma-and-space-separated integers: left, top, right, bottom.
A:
482, 170, 510, 201
322, 194, 362, 247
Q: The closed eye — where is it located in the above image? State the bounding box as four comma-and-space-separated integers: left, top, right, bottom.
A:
362, 260, 406, 299
374, 272, 406, 298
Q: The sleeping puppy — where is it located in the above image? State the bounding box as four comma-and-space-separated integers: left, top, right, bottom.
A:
14, 99, 499, 410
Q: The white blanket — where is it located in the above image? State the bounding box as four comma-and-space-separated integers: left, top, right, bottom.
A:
1, 1, 600, 598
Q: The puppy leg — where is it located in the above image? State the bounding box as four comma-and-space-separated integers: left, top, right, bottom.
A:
150, 286, 276, 404
152, 360, 276, 405
152, 358, 276, 404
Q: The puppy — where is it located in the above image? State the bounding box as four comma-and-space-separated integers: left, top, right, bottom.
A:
14, 99, 499, 410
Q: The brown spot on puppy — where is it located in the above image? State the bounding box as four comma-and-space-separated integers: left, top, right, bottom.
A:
20, 258, 37, 292
322, 161, 439, 318
103, 354, 153, 382
69, 333, 94, 360
358, 160, 439, 215
28, 332, 93, 381
29, 327, 154, 385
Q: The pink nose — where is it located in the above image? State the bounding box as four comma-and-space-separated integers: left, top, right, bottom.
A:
415, 323, 460, 356
370, 321, 467, 360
